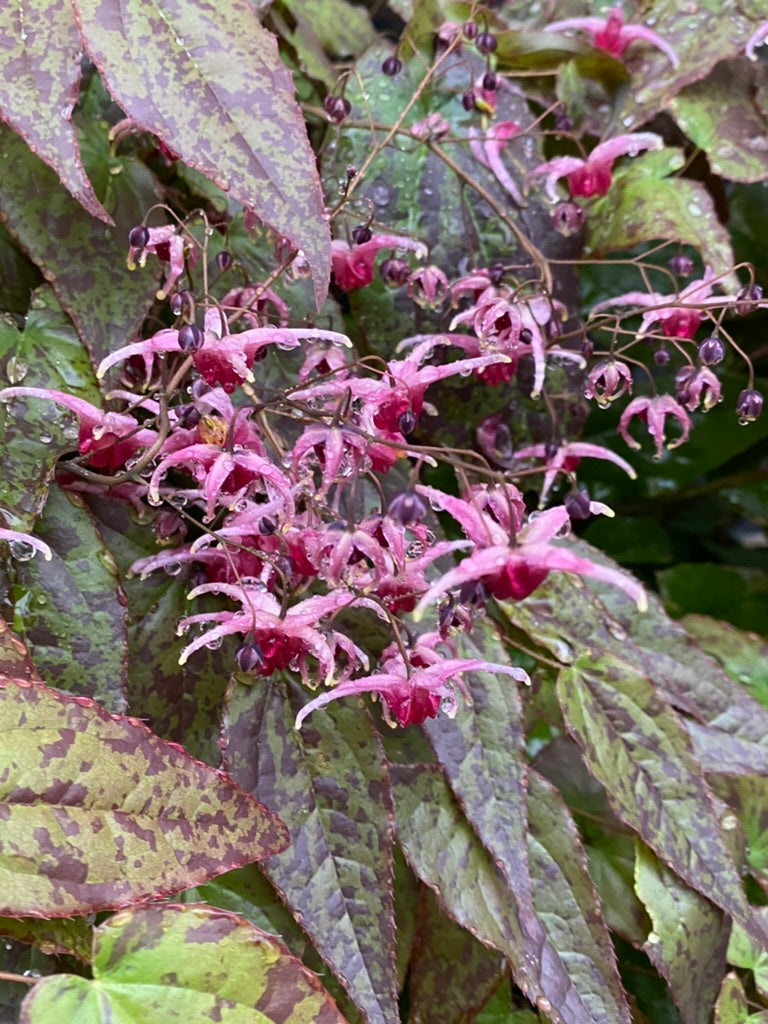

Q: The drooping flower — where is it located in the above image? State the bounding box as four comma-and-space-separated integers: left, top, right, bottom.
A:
618, 395, 691, 458
468, 120, 524, 205
529, 133, 663, 200
512, 440, 637, 504
127, 224, 190, 300
584, 359, 633, 406
331, 233, 428, 292
544, 7, 679, 66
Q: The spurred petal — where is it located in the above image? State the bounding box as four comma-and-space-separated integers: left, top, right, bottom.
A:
0, 528, 52, 561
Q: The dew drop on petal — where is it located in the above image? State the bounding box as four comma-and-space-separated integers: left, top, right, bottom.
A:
9, 540, 36, 562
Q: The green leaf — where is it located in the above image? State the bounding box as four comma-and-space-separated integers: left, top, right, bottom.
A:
0, 619, 42, 684
585, 834, 648, 945
20, 903, 349, 1024
658, 563, 768, 638
0, 676, 288, 916
713, 972, 768, 1024
0, 915, 91, 962
680, 614, 768, 710
9, 486, 128, 712
391, 763, 606, 1024
0, 291, 99, 530
711, 776, 768, 892
406, 887, 507, 1024
586, 149, 734, 280
557, 653, 767, 945
74, 0, 331, 309
727, 912, 768, 1000
0, 1, 108, 221
635, 841, 729, 1024
0, 123, 159, 366
223, 677, 398, 1024
669, 59, 768, 182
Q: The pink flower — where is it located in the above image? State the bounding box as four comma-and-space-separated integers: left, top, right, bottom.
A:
746, 21, 768, 60
529, 133, 663, 200
127, 224, 189, 300
584, 359, 633, 407
331, 234, 427, 292
407, 265, 449, 310
512, 441, 637, 504
0, 527, 52, 561
544, 7, 678, 66
410, 113, 450, 141
468, 120, 524, 205
674, 365, 721, 412
295, 632, 530, 729
619, 395, 691, 458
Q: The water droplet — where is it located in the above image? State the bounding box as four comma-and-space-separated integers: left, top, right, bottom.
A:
646, 931, 660, 946
39, 432, 53, 445
204, 635, 223, 650
720, 812, 738, 831
6, 356, 28, 384
606, 619, 627, 641
35, 594, 48, 606
22, 970, 41, 978
168, 493, 188, 509
552, 639, 575, 663
371, 183, 391, 207
163, 562, 182, 577
9, 540, 36, 561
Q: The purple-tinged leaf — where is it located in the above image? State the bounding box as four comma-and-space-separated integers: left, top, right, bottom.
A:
10, 485, 128, 713
0, 123, 159, 367
0, 2, 109, 222
391, 763, 605, 1024
406, 887, 507, 1024
0, 620, 42, 684
73, 0, 331, 309
557, 654, 768, 946
527, 770, 631, 1024
20, 903, 348, 1024
635, 841, 729, 1024
222, 677, 398, 1024
0, 915, 91, 962
0, 676, 288, 917
680, 614, 768, 711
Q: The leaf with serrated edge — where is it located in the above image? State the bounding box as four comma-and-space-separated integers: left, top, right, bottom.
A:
20, 903, 348, 1024
635, 841, 728, 1024
557, 654, 768, 946
0, 2, 108, 221
222, 676, 397, 1024
392, 763, 602, 1024
527, 770, 630, 1024
0, 676, 288, 917
73, 0, 330, 309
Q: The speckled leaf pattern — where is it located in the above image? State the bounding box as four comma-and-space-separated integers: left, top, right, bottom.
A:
222, 677, 397, 1024
711, 776, 768, 892
669, 60, 768, 182
680, 613, 768, 711
0, 293, 98, 530
527, 771, 630, 1024
0, 1, 108, 221
0, 123, 161, 367
557, 653, 767, 946
0, 676, 288, 916
20, 903, 348, 1024
0, 619, 42, 684
391, 763, 602, 1024
406, 886, 507, 1024
0, 914, 92, 962
586, 150, 734, 280
634, 841, 729, 1024
714, 973, 752, 1024
10, 486, 128, 713
73, 0, 331, 309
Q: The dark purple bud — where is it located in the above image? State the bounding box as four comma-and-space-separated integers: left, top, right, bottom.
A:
476, 31, 497, 54
461, 89, 476, 111
178, 404, 201, 430
128, 225, 149, 249
564, 488, 592, 520
323, 95, 352, 124
387, 490, 428, 527
551, 202, 585, 237
258, 516, 277, 535
459, 579, 488, 606
346, 164, 357, 179
736, 388, 763, 423
698, 336, 725, 366
178, 323, 204, 352
351, 225, 373, 245
397, 409, 418, 434
215, 250, 233, 272
482, 71, 498, 91
734, 284, 763, 316
382, 55, 403, 76
668, 254, 694, 277
462, 21, 478, 40
653, 346, 670, 366
674, 364, 695, 401
581, 338, 594, 359
519, 327, 533, 344
234, 641, 264, 673
489, 262, 505, 286
170, 289, 194, 319
380, 257, 410, 287
554, 110, 573, 133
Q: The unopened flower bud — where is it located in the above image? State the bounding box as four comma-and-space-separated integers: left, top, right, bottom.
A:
178, 324, 204, 352
462, 21, 478, 40
128, 225, 149, 250
351, 225, 373, 245
736, 388, 763, 423
259, 516, 277, 535
169, 289, 194, 319
387, 490, 428, 527
476, 31, 497, 54
653, 346, 670, 366
734, 284, 763, 316
234, 641, 264, 673
397, 409, 418, 434
381, 55, 403, 76
323, 95, 352, 124
461, 89, 476, 111
215, 250, 233, 272
698, 336, 725, 365
380, 257, 410, 287
565, 489, 592, 520
552, 202, 585, 237
482, 71, 498, 91
668, 254, 694, 277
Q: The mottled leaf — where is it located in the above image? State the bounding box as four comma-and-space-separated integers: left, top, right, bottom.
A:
712, 776, 768, 892
0, 2, 108, 221
0, 290, 98, 529
20, 903, 348, 1024
557, 653, 767, 945
586, 149, 734, 280
74, 0, 331, 309
680, 614, 768, 711
669, 60, 768, 182
223, 677, 397, 1024
0, 675, 288, 917
0, 121, 159, 367
635, 841, 729, 1024
9, 486, 127, 712
727, 912, 768, 1001
714, 973, 755, 1024
527, 770, 630, 1024
85, 495, 229, 764
0, 915, 91, 962
391, 763, 606, 1024
0, 619, 41, 684
406, 886, 507, 1024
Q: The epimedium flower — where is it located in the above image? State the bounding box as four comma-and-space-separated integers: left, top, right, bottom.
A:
295, 632, 530, 729
331, 233, 428, 292
584, 359, 633, 407
529, 133, 663, 200
468, 120, 524, 206
127, 224, 191, 300
618, 395, 691, 458
511, 440, 637, 504
543, 6, 679, 66
0, 527, 52, 562
674, 365, 721, 412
